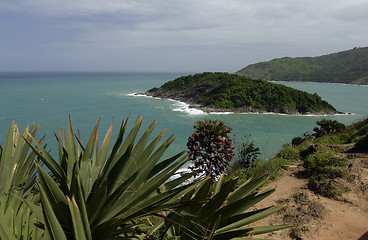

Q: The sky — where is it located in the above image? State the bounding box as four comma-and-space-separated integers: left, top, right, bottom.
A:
0, 0, 367, 73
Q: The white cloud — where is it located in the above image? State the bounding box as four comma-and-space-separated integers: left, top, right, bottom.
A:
1, 0, 368, 71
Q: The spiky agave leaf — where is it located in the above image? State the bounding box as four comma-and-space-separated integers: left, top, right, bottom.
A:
26, 116, 201, 239
160, 174, 288, 240
0, 121, 44, 239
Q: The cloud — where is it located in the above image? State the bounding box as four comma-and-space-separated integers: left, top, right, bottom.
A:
1, 0, 368, 71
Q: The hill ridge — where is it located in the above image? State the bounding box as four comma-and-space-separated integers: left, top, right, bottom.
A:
236, 47, 368, 84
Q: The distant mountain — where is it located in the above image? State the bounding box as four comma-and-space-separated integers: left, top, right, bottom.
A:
236, 47, 368, 84
145, 72, 339, 115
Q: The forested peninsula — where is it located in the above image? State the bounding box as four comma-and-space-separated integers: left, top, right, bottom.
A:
145, 72, 339, 115
236, 47, 368, 84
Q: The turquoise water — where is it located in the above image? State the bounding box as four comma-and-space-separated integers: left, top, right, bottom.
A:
0, 72, 367, 160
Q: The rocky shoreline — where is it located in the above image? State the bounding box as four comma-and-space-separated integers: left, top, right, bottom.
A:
142, 91, 343, 116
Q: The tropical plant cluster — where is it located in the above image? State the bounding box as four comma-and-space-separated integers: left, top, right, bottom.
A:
0, 117, 286, 240
147, 72, 337, 114
236, 47, 368, 84
187, 119, 234, 180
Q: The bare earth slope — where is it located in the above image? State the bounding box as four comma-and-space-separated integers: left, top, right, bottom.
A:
252, 145, 368, 240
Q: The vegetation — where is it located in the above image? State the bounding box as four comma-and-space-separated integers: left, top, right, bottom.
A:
313, 119, 346, 138
0, 122, 43, 239
223, 118, 368, 238
187, 119, 234, 180
236, 47, 368, 84
303, 146, 349, 198
355, 134, 368, 151
228, 117, 368, 199
234, 135, 260, 169
0, 117, 286, 239
227, 146, 299, 187
154, 174, 287, 239
146, 72, 338, 114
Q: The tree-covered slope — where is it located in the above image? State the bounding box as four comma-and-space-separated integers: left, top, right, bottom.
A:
146, 72, 338, 115
236, 47, 368, 84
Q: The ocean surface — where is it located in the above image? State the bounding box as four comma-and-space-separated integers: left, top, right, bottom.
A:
0, 72, 367, 160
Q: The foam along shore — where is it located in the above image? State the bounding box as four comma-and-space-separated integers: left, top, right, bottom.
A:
129, 92, 351, 116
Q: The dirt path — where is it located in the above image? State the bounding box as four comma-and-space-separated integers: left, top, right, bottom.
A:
251, 157, 368, 240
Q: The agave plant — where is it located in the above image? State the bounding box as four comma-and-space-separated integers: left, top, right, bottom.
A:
153, 174, 287, 240
0, 122, 44, 239
25, 116, 201, 239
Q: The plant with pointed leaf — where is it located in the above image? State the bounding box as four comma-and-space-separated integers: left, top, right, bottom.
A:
25, 116, 201, 239
152, 174, 287, 240
187, 119, 234, 180
0, 121, 45, 239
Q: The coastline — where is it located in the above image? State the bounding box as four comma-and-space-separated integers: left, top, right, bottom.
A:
130, 92, 349, 117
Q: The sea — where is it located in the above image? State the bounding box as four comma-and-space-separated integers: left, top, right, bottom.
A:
0, 72, 367, 161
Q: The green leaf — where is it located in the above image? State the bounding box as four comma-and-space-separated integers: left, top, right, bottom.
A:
227, 174, 268, 203
80, 119, 99, 163
216, 206, 284, 233
67, 116, 77, 187
25, 133, 65, 180
36, 163, 70, 226
94, 120, 113, 174
198, 179, 237, 219
38, 181, 68, 240
0, 219, 17, 240
67, 196, 89, 240
69, 163, 92, 240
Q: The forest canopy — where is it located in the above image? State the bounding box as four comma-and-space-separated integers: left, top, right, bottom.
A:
146, 72, 338, 115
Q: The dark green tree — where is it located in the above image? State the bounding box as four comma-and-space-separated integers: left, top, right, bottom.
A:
234, 135, 260, 168
313, 119, 345, 138
187, 119, 234, 180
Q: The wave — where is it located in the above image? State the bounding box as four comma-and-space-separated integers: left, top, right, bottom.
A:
170, 101, 206, 115
128, 93, 206, 116
127, 92, 161, 99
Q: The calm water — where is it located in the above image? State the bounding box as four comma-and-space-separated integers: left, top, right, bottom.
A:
0, 72, 367, 160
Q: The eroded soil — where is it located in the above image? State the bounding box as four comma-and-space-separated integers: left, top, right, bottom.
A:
251, 144, 368, 240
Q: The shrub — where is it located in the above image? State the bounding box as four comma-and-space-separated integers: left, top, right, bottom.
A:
292, 132, 313, 146
234, 135, 260, 169
304, 150, 348, 198
355, 134, 368, 151
291, 136, 304, 146
276, 146, 300, 161
313, 119, 345, 138
314, 134, 344, 144
304, 152, 347, 177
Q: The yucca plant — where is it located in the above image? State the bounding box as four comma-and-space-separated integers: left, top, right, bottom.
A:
153, 174, 287, 240
25, 116, 201, 239
0, 121, 44, 239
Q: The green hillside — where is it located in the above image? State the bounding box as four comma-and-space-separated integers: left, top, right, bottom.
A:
236, 47, 368, 84
146, 72, 338, 115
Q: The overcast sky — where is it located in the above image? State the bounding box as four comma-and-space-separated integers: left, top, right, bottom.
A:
0, 0, 367, 72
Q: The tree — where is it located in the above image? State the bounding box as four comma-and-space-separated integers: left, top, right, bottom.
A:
187, 119, 234, 180
313, 119, 345, 138
234, 135, 260, 168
